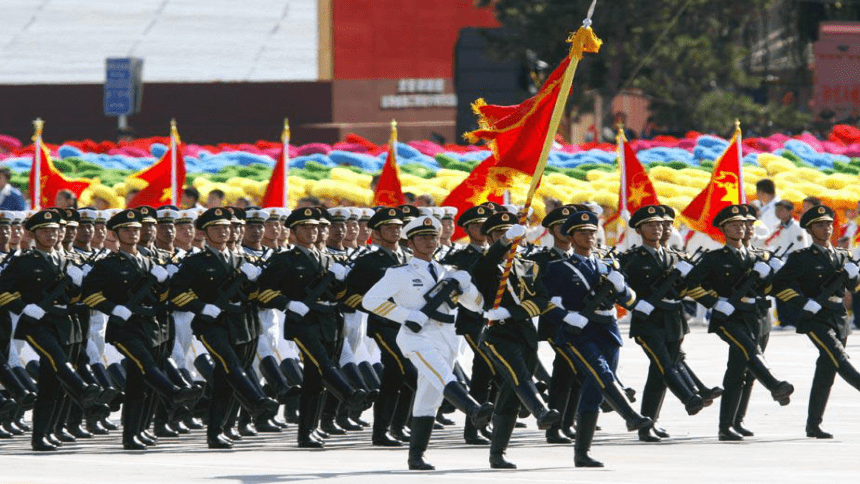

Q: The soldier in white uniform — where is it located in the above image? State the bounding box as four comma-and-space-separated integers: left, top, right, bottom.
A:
363, 215, 494, 470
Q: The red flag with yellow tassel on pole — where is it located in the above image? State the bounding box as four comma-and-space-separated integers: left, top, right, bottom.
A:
440, 154, 504, 241
372, 120, 406, 207
127, 119, 186, 208
261, 118, 291, 208
606, 127, 660, 248
29, 118, 94, 210
680, 122, 747, 243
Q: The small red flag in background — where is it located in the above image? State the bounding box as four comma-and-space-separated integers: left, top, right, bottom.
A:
372, 121, 405, 207
127, 122, 185, 208
261, 119, 291, 208
29, 142, 93, 209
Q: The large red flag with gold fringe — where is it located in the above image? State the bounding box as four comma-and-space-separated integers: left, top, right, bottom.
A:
680, 131, 746, 242
440, 155, 504, 241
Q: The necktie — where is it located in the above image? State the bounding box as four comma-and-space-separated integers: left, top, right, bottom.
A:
428, 263, 438, 282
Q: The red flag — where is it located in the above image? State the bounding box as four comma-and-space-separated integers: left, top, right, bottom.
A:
440, 155, 504, 241
680, 132, 746, 242
618, 139, 660, 214
372, 123, 405, 207
127, 123, 186, 208
29, 143, 93, 209
261, 120, 290, 208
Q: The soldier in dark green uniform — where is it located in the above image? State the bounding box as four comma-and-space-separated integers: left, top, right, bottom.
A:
618, 205, 711, 442
473, 212, 559, 469
772, 204, 860, 438
168, 207, 278, 449
82, 209, 201, 450
440, 205, 496, 445
0, 210, 103, 451
256, 207, 368, 448
341, 207, 413, 447
685, 204, 794, 441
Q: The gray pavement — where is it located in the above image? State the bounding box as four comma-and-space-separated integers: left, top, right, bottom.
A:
4, 326, 860, 483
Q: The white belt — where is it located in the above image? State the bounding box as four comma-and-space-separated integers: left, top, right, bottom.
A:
594, 309, 615, 316
315, 301, 336, 307
740, 297, 756, 304
828, 296, 843, 303
660, 298, 680, 304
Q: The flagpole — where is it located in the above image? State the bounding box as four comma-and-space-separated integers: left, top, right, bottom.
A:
489, 8, 602, 314
32, 118, 44, 210
282, 118, 290, 208
170, 119, 178, 205
616, 125, 629, 248
735, 119, 746, 204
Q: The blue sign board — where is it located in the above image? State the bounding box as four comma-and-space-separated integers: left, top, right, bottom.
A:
105, 57, 143, 116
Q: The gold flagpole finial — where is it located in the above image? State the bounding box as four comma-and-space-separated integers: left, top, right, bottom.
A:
282, 117, 291, 142
734, 119, 741, 133
616, 123, 626, 143
32, 118, 44, 138
170, 118, 181, 144
390, 119, 398, 142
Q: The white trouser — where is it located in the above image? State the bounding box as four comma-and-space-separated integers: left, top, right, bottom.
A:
256, 308, 280, 361
396, 322, 458, 417
86, 311, 108, 363
339, 311, 365, 366
171, 311, 196, 373
274, 310, 299, 360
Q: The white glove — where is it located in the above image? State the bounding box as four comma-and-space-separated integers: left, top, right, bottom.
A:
448, 270, 472, 289
768, 257, 785, 272
150, 265, 169, 283
675, 260, 693, 277
329, 263, 348, 281
803, 299, 822, 314
240, 262, 261, 281
81, 264, 93, 278
111, 305, 132, 321
714, 300, 735, 316
550, 296, 563, 307
633, 300, 655, 316
753, 261, 772, 279
845, 262, 859, 279
407, 310, 429, 325
166, 264, 180, 277
504, 224, 526, 241
66, 265, 83, 286
563, 311, 588, 329
606, 270, 626, 293
485, 307, 512, 321
201, 304, 222, 319
22, 304, 45, 320
287, 301, 309, 316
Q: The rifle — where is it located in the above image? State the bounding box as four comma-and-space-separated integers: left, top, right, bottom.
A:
709, 244, 793, 323
640, 246, 705, 312
302, 271, 337, 314
36, 273, 71, 317
209, 257, 270, 316
807, 251, 854, 314
419, 278, 462, 324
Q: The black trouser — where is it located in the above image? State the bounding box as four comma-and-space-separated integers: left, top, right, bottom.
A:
114, 337, 170, 438
463, 328, 495, 410
481, 335, 538, 417
635, 335, 682, 423
369, 324, 416, 435
736, 333, 769, 426
292, 333, 341, 439
24, 331, 78, 438
197, 328, 257, 439
806, 326, 860, 428
546, 336, 581, 427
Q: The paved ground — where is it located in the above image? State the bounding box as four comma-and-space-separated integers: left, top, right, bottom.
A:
4, 325, 860, 484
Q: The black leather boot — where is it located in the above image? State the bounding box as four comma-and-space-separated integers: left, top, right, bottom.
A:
260, 356, 301, 403
56, 363, 102, 408
718, 382, 744, 441
513, 379, 560, 430
322, 366, 368, 412
489, 414, 517, 469
225, 369, 279, 421
574, 412, 603, 467
599, 380, 652, 431
746, 354, 793, 404
733, 373, 755, 436
442, 381, 493, 428
464, 418, 490, 445
0, 363, 36, 409
297, 393, 324, 448
665, 366, 705, 416
407, 416, 436, 471
358, 361, 381, 390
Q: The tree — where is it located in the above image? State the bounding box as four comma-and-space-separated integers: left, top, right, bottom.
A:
477, 0, 785, 136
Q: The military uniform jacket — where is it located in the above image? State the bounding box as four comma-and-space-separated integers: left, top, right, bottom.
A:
169, 247, 259, 345
685, 246, 772, 335
441, 243, 487, 336
618, 245, 689, 341
0, 249, 83, 345
541, 254, 635, 348
471, 239, 549, 350
526, 246, 570, 340
771, 244, 859, 339
342, 247, 403, 330
256, 246, 346, 343
82, 250, 170, 347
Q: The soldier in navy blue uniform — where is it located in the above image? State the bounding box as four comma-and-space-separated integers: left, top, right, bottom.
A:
542, 210, 651, 467
472, 212, 560, 469
0, 210, 104, 451
618, 205, 712, 443
685, 204, 794, 441
772, 205, 860, 438
525, 205, 585, 444
256, 207, 368, 448
440, 204, 496, 445
168, 207, 279, 449
82, 209, 201, 450
342, 207, 415, 447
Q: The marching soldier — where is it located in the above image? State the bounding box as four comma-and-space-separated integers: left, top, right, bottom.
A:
0, 209, 103, 451
256, 207, 368, 448
168, 207, 279, 449
542, 210, 651, 467
619, 205, 713, 443
772, 204, 860, 438
685, 204, 795, 441
342, 207, 415, 447
363, 215, 493, 470
473, 212, 560, 469
82, 209, 201, 450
